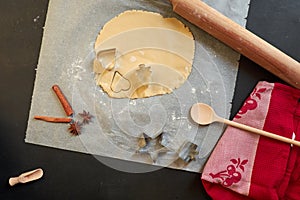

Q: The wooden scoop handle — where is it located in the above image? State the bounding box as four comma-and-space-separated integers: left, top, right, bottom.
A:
170, 0, 300, 89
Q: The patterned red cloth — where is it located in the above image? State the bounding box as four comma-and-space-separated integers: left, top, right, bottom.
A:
201, 81, 300, 200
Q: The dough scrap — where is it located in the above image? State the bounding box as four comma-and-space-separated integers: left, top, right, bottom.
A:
93, 10, 195, 99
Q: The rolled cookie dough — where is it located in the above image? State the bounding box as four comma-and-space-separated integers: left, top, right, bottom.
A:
93, 10, 195, 99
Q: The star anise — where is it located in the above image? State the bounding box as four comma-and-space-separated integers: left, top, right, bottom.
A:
78, 110, 93, 124
68, 121, 81, 136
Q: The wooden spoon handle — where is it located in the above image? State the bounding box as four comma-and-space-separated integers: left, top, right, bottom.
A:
222, 118, 300, 147
170, 0, 300, 89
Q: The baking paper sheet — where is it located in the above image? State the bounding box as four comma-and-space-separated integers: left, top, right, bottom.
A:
26, 0, 250, 173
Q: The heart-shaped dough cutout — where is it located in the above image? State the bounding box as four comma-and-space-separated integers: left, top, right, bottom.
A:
110, 71, 131, 93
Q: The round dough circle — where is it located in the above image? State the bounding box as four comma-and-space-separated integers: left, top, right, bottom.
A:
93, 10, 195, 99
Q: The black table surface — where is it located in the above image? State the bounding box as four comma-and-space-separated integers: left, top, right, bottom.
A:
0, 0, 299, 199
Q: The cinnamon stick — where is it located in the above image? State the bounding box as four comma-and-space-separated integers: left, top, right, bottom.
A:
52, 84, 74, 116
34, 116, 72, 123
169, 0, 300, 89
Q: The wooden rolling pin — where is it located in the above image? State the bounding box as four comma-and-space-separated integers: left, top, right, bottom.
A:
169, 0, 300, 89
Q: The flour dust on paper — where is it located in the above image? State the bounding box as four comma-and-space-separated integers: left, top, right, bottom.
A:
93, 10, 195, 99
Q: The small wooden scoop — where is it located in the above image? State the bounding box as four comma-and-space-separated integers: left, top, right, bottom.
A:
9, 168, 44, 186
190, 103, 300, 147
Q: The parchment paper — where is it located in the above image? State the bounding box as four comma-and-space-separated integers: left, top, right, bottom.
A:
26, 0, 250, 173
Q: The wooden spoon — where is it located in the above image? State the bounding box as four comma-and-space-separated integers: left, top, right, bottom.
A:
190, 103, 300, 147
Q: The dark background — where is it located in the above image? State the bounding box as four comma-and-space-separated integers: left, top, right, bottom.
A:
0, 0, 299, 199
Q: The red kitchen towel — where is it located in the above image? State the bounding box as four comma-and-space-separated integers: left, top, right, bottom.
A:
201, 81, 300, 200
